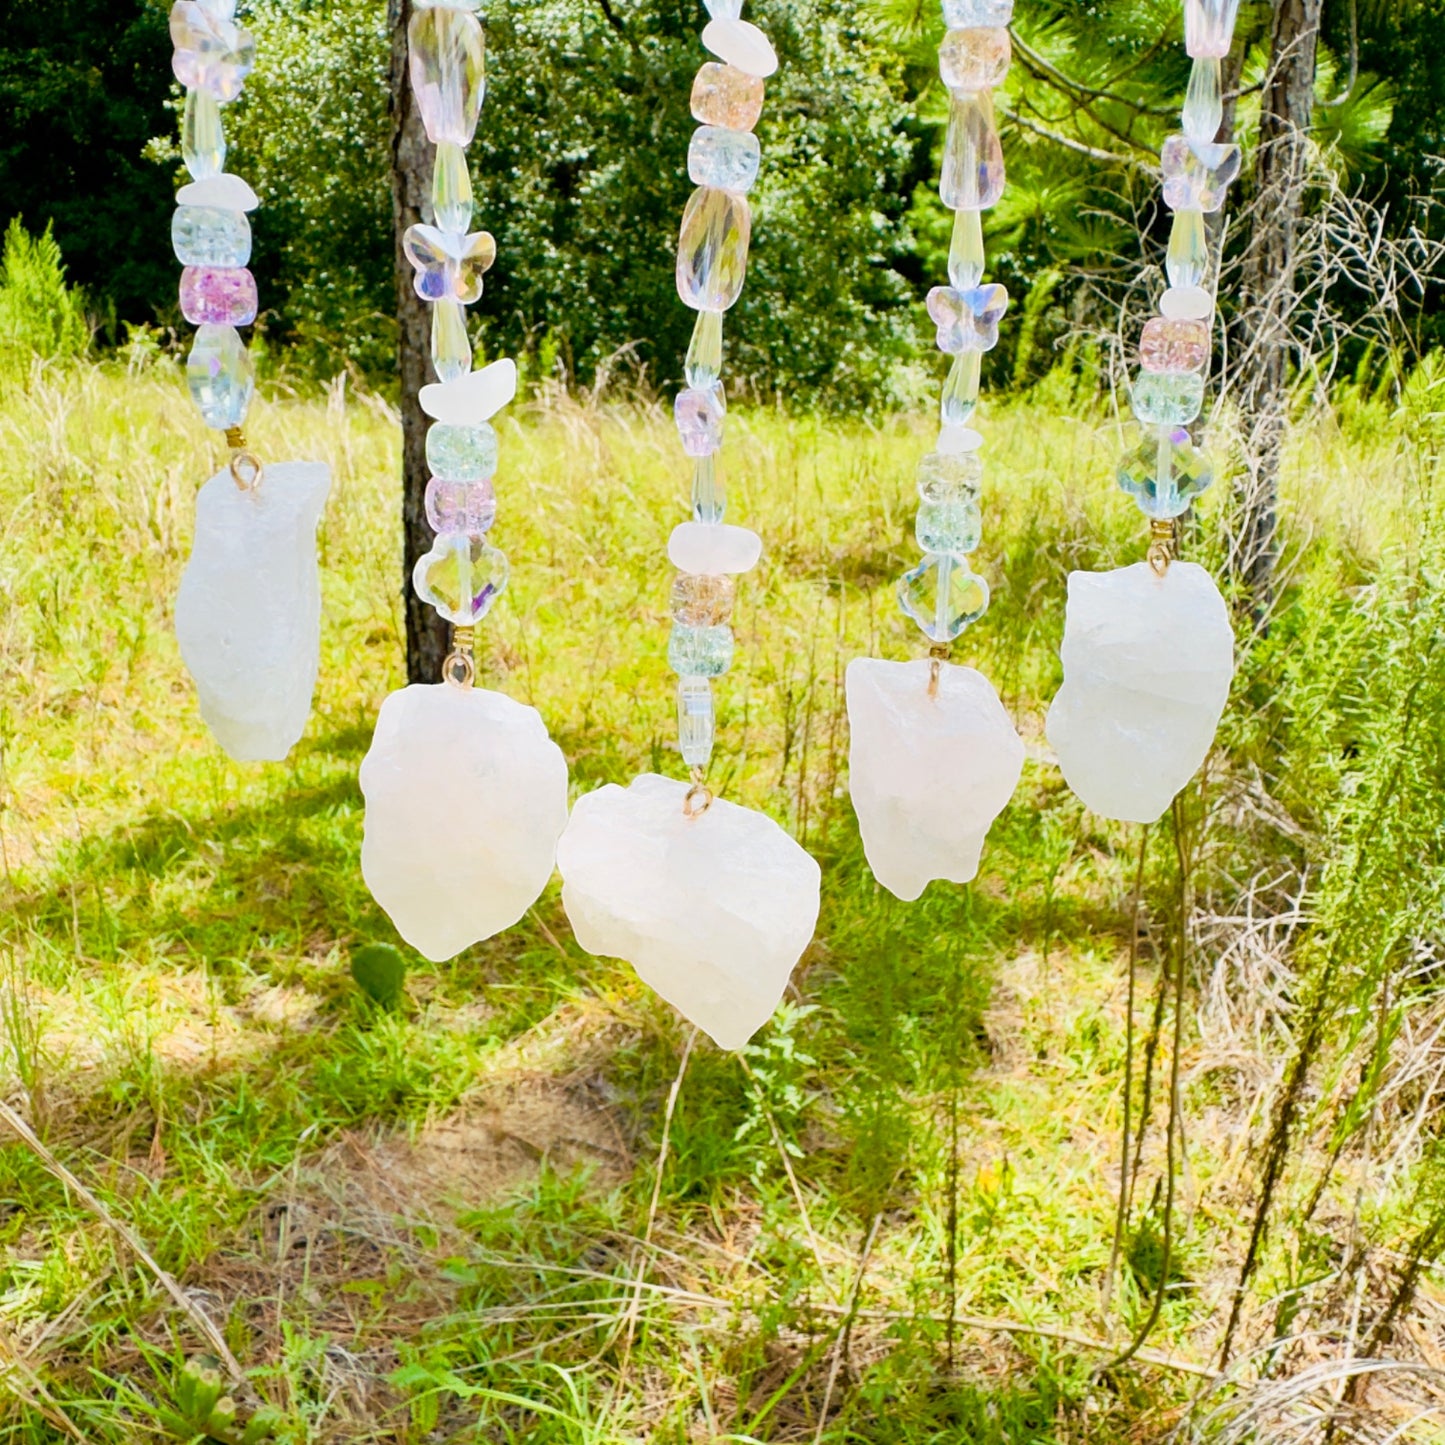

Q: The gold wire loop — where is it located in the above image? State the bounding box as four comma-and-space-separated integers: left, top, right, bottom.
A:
683, 767, 713, 819
228, 451, 263, 492
927, 643, 950, 697
444, 625, 476, 690
1147, 519, 1176, 577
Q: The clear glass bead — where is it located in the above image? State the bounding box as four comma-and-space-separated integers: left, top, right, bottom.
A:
431, 299, 472, 383
675, 383, 726, 456
928, 283, 1008, 354
426, 422, 498, 480
940, 350, 982, 426
179, 266, 257, 326
898, 553, 990, 642
1182, 57, 1222, 143
404, 224, 497, 304
412, 535, 509, 624
186, 323, 253, 430
676, 186, 751, 312
940, 89, 1005, 211
677, 675, 716, 767
1185, 0, 1242, 59
1130, 371, 1205, 426
690, 62, 765, 132
431, 141, 474, 233
1140, 317, 1210, 374
688, 126, 761, 194
1166, 208, 1208, 289
948, 206, 985, 289
671, 573, 735, 627
1161, 135, 1241, 213
408, 6, 486, 146
917, 449, 982, 502
170, 2, 255, 102
704, 0, 743, 18
692, 454, 726, 523
182, 88, 226, 180
916, 495, 982, 554
685, 310, 724, 387
425, 476, 497, 534
1117, 425, 1214, 519
172, 205, 250, 267
668, 622, 735, 678
942, 0, 1013, 23
939, 27, 1011, 91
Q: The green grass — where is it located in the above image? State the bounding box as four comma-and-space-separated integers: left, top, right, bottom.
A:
0, 357, 1441, 1443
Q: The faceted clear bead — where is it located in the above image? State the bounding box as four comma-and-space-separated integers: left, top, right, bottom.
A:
170, 2, 255, 102
1185, 0, 1242, 58
916, 495, 982, 554
685, 309, 724, 388
898, 553, 990, 643
690, 62, 765, 132
412, 535, 509, 625
172, 205, 250, 267
917, 449, 982, 502
432, 141, 474, 233
183, 88, 227, 180
677, 675, 716, 767
676, 187, 752, 313
940, 89, 1005, 210
671, 573, 735, 627
939, 28, 1011, 91
427, 422, 498, 480
688, 126, 762, 194
668, 622, 735, 678
692, 453, 726, 523
928, 283, 1008, 353
431, 299, 472, 383
942, 0, 1013, 23
704, 0, 744, 18
1140, 317, 1210, 374
1182, 57, 1222, 143
1130, 371, 1206, 426
179, 265, 257, 326
1166, 208, 1208, 289
675, 383, 726, 457
948, 206, 985, 289
940, 351, 982, 426
186, 323, 253, 430
1117, 425, 1215, 519
1161, 135, 1241, 213
425, 476, 497, 535
408, 6, 486, 146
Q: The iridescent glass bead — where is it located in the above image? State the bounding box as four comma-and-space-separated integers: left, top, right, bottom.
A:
170, 1, 255, 101
186, 323, 253, 430
183, 88, 226, 180
180, 265, 257, 325
408, 5, 486, 146
685, 310, 724, 388
677, 675, 716, 767
948, 206, 985, 289
1130, 371, 1205, 426
940, 351, 982, 425
692, 454, 726, 523
676, 187, 751, 313
916, 495, 982, 554
927, 283, 1008, 353
705, 0, 743, 18
413, 535, 509, 624
668, 622, 735, 677
1166, 208, 1208, 289
172, 206, 250, 267
939, 28, 1011, 91
690, 62, 765, 131
431, 299, 472, 383
426, 422, 498, 480
898, 553, 990, 643
940, 89, 1005, 210
688, 126, 761, 194
675, 383, 726, 456
1161, 135, 1241, 212
917, 449, 983, 501
432, 140, 474, 233
425, 476, 497, 535
404, 224, 496, 303
942, 0, 1014, 23
671, 573, 735, 627
1185, 0, 1242, 58
1117, 425, 1214, 519
1182, 57, 1222, 143
1139, 317, 1210, 374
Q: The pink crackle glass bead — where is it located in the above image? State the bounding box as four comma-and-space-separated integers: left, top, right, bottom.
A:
180, 266, 258, 326
425, 476, 497, 536
1139, 317, 1210, 375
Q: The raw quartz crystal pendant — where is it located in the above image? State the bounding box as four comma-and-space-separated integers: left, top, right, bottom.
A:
557, 777, 821, 1051
175, 463, 331, 762
1046, 563, 1235, 824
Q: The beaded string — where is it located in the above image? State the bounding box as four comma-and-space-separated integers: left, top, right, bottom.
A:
901, 0, 1015, 666
1120, 0, 1242, 567
667, 2, 778, 816
169, 1, 262, 486
403, 0, 510, 689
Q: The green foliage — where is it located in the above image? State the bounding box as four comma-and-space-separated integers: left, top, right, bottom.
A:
0, 218, 90, 368
349, 942, 408, 1010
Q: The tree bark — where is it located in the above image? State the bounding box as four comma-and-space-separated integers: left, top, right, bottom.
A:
1232, 0, 1323, 623
388, 0, 448, 683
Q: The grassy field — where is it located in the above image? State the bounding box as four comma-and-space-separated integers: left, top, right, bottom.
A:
1, 357, 1442, 1443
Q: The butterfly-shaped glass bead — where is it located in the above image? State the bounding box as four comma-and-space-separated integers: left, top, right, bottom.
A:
927, 283, 1009, 354
403, 225, 497, 305
170, 1, 255, 103
1161, 135, 1241, 213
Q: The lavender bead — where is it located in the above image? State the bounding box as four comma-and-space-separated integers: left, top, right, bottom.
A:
425, 476, 497, 535
180, 266, 258, 326
675, 383, 726, 457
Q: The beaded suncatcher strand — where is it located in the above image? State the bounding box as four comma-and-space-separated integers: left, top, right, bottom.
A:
845, 0, 1024, 902
359, 0, 568, 962
557, 0, 821, 1053
169, 0, 332, 763
1045, 0, 1239, 824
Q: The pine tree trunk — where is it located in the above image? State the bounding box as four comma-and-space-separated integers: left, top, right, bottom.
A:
1232, 0, 1323, 622
388, 0, 448, 683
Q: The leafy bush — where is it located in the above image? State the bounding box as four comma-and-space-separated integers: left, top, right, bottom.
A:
0, 218, 90, 369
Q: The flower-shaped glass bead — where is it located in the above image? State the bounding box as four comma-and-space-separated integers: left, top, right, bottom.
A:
170, 1, 255, 102
927, 284, 1009, 355
413, 535, 509, 625
1118, 425, 1215, 520
404, 225, 497, 304
898, 553, 990, 643
1161, 135, 1241, 213
1140, 317, 1210, 374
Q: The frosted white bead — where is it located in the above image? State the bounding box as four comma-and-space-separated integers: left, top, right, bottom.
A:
557, 774, 821, 1051
701, 19, 778, 78
846, 659, 1023, 901
419, 357, 517, 424
177, 173, 259, 212
668, 521, 762, 575
175, 461, 331, 762
359, 684, 570, 962
1161, 285, 1213, 320
937, 425, 983, 455
1045, 561, 1235, 824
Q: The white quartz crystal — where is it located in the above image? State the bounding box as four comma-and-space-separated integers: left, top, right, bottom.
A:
1045, 561, 1235, 824
557, 774, 821, 1051
420, 357, 517, 424
359, 684, 569, 962
701, 19, 778, 78
175, 460, 330, 762
668, 521, 762, 576
177, 173, 259, 211
846, 658, 1023, 901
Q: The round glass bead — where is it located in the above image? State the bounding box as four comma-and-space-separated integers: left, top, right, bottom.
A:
425, 477, 497, 535
426, 422, 498, 480
668, 622, 735, 678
